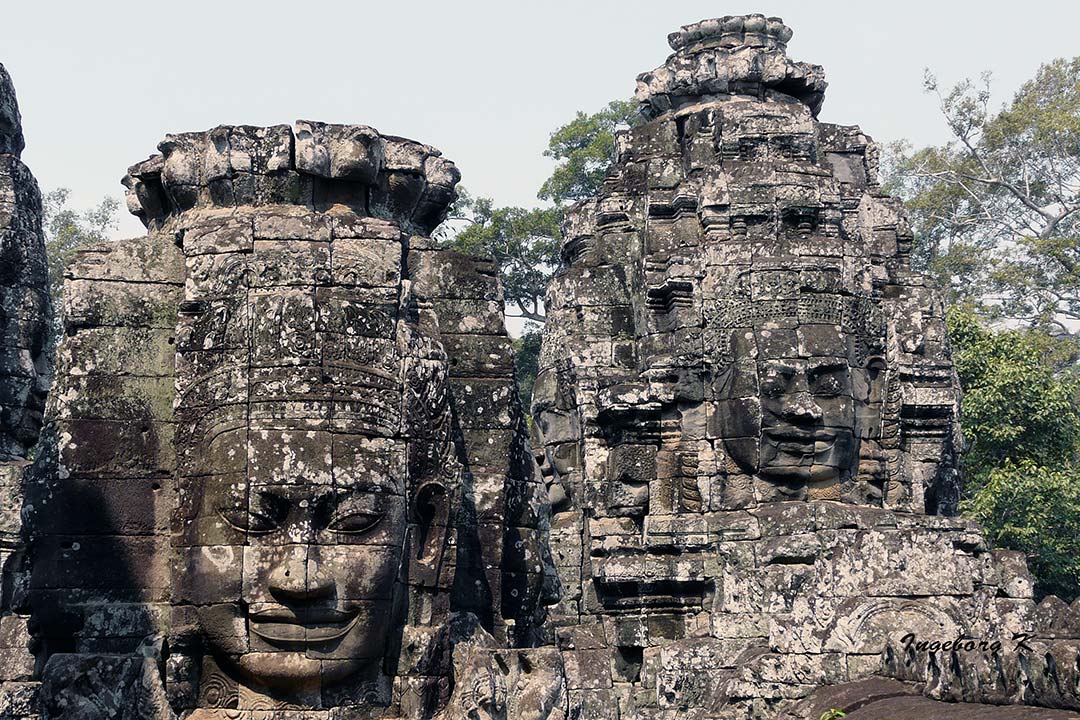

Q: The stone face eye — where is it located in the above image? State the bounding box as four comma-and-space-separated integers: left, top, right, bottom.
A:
219, 492, 290, 534
761, 372, 790, 397
813, 375, 843, 396
809, 366, 849, 397
218, 508, 281, 534
326, 511, 383, 535
314, 491, 386, 535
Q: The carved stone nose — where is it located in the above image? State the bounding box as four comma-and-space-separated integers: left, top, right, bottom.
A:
782, 392, 822, 422
268, 552, 334, 602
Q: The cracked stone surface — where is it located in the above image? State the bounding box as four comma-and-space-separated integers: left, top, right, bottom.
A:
0, 62, 50, 720
3, 14, 1080, 720
532, 13, 1080, 720
18, 121, 561, 719
0, 63, 50, 462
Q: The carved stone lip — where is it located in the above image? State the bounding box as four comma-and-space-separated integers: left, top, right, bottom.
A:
763, 427, 836, 444
248, 608, 360, 645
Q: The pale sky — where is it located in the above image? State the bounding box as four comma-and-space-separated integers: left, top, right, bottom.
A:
6, 0, 1079, 243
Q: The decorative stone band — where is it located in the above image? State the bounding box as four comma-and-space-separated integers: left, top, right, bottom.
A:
706, 294, 885, 334
706, 293, 887, 366
121, 122, 461, 237
176, 363, 407, 438
636, 13, 828, 120
667, 15, 793, 53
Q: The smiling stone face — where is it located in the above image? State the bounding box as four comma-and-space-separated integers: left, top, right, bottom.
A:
178, 429, 410, 690
717, 340, 885, 500
709, 266, 889, 501
170, 212, 459, 703
24, 121, 563, 718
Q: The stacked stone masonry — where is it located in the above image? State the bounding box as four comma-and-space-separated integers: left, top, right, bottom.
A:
0, 14, 1079, 720
531, 13, 1080, 720
13, 119, 560, 718
0, 62, 51, 718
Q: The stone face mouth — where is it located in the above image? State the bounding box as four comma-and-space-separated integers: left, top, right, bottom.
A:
763, 427, 836, 450
249, 608, 360, 646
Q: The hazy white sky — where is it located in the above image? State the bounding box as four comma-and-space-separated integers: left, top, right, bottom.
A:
5, 0, 1080, 241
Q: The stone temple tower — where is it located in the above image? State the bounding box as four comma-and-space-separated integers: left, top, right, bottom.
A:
2, 14, 1080, 720
533, 14, 1080, 720
20, 122, 560, 717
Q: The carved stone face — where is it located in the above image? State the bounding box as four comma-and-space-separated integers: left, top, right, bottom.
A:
172, 222, 456, 699
702, 263, 889, 502
530, 367, 578, 511
0, 283, 49, 458
718, 353, 877, 496
179, 428, 408, 690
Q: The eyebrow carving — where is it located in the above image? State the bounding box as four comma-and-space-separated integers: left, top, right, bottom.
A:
808, 361, 848, 375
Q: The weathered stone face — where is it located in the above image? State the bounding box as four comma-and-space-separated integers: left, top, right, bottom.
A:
22, 120, 562, 717
532, 25, 961, 690
538, 89, 939, 518
171, 224, 455, 692
532, 14, 1080, 720
0, 63, 50, 714
158, 132, 465, 703
10, 16, 1080, 720
179, 434, 412, 690
0, 63, 50, 461
709, 266, 889, 503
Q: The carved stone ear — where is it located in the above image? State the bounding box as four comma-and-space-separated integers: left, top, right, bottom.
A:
408, 480, 450, 587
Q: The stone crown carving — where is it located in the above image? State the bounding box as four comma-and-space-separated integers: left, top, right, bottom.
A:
637, 12, 828, 120
122, 122, 461, 236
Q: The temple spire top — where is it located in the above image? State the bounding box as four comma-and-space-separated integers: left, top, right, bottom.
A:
636, 13, 828, 119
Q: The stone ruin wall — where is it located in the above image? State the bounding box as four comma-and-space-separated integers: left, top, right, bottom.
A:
0, 62, 52, 719
531, 14, 1080, 720
9, 118, 559, 717
1, 15, 1080, 720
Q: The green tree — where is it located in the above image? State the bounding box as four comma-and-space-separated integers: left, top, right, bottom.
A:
446, 197, 560, 322
888, 60, 1080, 599
538, 99, 640, 204
43, 189, 119, 296
968, 461, 1080, 600
947, 305, 1080, 600
438, 100, 639, 406
888, 59, 1080, 331
948, 306, 1080, 489
439, 99, 638, 320
42, 189, 120, 335
512, 324, 543, 411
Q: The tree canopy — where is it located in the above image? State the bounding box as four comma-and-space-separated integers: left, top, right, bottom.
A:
538, 99, 640, 204
887, 59, 1080, 600
887, 59, 1080, 331
435, 100, 639, 407
438, 99, 639, 325
41, 189, 119, 337
441, 197, 560, 322
948, 303, 1080, 600
948, 306, 1080, 489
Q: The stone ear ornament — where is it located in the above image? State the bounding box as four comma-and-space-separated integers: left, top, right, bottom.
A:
408, 478, 453, 588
